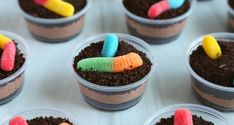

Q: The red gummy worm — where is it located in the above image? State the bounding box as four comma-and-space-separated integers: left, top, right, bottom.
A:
147, 0, 170, 19
9, 115, 28, 125
1, 42, 16, 71
174, 108, 193, 125
34, 0, 48, 5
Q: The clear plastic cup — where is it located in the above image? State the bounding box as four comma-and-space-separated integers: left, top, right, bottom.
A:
17, 0, 91, 43
0, 109, 80, 125
70, 33, 156, 111
185, 32, 234, 111
144, 104, 229, 125
227, 0, 234, 32
0, 30, 29, 105
121, 0, 195, 44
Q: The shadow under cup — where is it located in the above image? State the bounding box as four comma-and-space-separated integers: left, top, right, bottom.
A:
71, 33, 155, 111
0, 30, 29, 104
186, 33, 234, 111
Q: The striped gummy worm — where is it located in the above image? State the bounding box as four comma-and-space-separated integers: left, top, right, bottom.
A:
77, 52, 143, 72
147, 0, 185, 19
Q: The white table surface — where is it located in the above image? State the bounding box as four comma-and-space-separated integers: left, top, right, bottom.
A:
0, 0, 233, 124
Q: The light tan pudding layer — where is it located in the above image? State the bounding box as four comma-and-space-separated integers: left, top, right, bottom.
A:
192, 83, 234, 109
79, 82, 147, 105
0, 75, 24, 100
127, 17, 186, 38
26, 16, 84, 39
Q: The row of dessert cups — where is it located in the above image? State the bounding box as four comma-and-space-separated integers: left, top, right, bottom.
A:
0, 30, 233, 124
0, 0, 233, 124
17, 0, 234, 44
0, 104, 230, 125
18, 0, 196, 43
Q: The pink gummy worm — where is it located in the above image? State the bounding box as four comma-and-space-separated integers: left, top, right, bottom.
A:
9, 115, 28, 125
34, 0, 48, 5
1, 42, 16, 71
147, 0, 170, 19
174, 108, 193, 125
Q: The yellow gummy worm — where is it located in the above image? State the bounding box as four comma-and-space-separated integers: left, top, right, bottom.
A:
34, 0, 75, 17
202, 35, 222, 60
0, 34, 12, 49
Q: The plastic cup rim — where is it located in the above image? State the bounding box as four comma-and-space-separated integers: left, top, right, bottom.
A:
1, 108, 80, 125
0, 30, 30, 85
17, 0, 92, 24
185, 32, 234, 92
120, 0, 196, 25
144, 103, 229, 125
69, 33, 156, 92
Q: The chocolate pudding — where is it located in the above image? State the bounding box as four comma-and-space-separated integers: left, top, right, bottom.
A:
122, 0, 193, 43
18, 0, 89, 42
0, 74, 24, 101
192, 81, 234, 109
79, 82, 146, 109
26, 16, 84, 42
126, 17, 186, 42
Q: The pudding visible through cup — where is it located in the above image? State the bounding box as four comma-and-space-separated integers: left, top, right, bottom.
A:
18, 0, 91, 43
186, 32, 234, 111
121, 0, 195, 44
0, 30, 29, 104
70, 33, 155, 111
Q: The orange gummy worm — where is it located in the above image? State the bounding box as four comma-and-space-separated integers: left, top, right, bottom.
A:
112, 52, 143, 72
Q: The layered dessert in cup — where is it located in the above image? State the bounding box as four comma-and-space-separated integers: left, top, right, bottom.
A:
227, 0, 234, 32
18, 0, 91, 43
1, 109, 79, 125
144, 104, 229, 125
71, 33, 155, 110
121, 0, 195, 44
186, 33, 234, 111
0, 30, 29, 104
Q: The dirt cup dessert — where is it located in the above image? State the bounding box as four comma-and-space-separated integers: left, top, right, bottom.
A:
227, 0, 234, 32
0, 30, 28, 104
0, 109, 79, 125
18, 0, 91, 43
144, 104, 229, 125
186, 33, 234, 111
121, 0, 195, 44
71, 33, 155, 110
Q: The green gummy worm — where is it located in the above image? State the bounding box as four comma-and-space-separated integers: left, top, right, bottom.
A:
77, 57, 113, 72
